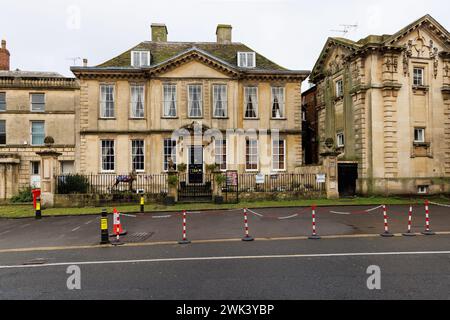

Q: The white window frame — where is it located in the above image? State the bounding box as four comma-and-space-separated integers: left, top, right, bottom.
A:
130, 84, 145, 119
188, 84, 203, 118
244, 86, 259, 119
131, 140, 145, 173
30, 93, 45, 112
212, 84, 228, 118
337, 132, 345, 148
272, 138, 286, 172
100, 140, 116, 173
245, 138, 259, 172
163, 84, 178, 118
215, 138, 227, 172
238, 52, 256, 68
131, 51, 151, 68
413, 67, 425, 86
0, 92, 6, 112
100, 84, 115, 119
414, 128, 425, 143
418, 186, 428, 195
271, 87, 285, 119
30, 121, 45, 146
335, 79, 344, 98
31, 161, 40, 176
163, 138, 177, 172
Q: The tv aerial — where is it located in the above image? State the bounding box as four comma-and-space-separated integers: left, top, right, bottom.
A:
330, 24, 359, 37
66, 57, 82, 66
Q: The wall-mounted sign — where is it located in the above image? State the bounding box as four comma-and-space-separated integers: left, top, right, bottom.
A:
256, 174, 265, 184
316, 174, 326, 184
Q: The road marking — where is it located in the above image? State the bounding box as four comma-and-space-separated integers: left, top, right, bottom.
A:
71, 226, 81, 232
85, 220, 93, 225
278, 214, 299, 220
121, 214, 137, 218
152, 215, 171, 219
0, 232, 449, 254
0, 230, 11, 236
1, 251, 450, 270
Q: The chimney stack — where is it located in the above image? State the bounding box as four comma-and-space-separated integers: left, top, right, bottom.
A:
0, 39, 10, 71
83, 58, 88, 67
216, 24, 232, 44
151, 24, 168, 42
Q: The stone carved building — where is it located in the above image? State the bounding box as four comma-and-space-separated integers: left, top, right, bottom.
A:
71, 24, 308, 181
309, 15, 450, 196
0, 40, 79, 199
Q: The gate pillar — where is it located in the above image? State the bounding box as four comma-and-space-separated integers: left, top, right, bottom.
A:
321, 152, 340, 199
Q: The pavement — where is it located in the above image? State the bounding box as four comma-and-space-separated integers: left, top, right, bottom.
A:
0, 204, 449, 251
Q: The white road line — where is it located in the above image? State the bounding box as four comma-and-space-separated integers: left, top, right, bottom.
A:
152, 215, 171, 219
121, 214, 137, 218
71, 226, 81, 232
278, 214, 299, 220
247, 209, 264, 217
0, 230, 11, 236
85, 220, 93, 225
1, 251, 449, 270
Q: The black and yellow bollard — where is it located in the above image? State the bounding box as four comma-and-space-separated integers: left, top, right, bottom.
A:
140, 195, 145, 213
35, 196, 42, 220
100, 209, 110, 245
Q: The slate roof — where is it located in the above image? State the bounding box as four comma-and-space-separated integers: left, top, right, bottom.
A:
97, 41, 290, 72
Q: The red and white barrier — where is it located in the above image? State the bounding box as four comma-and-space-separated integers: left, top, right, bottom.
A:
380, 205, 394, 237
308, 205, 321, 240
178, 210, 191, 245
242, 208, 254, 242
422, 200, 436, 236
402, 205, 416, 237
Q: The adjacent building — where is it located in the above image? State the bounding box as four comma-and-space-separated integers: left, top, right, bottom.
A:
309, 15, 450, 196
71, 24, 309, 183
0, 40, 79, 199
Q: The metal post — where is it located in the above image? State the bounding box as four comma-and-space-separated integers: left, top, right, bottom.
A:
140, 195, 145, 213
35, 196, 42, 220
380, 205, 394, 237
242, 208, 254, 242
179, 210, 191, 245
403, 205, 416, 237
100, 209, 110, 245
422, 200, 436, 236
308, 205, 321, 240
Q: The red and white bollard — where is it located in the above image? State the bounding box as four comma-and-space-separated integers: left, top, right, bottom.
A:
242, 208, 254, 242
179, 210, 191, 245
308, 205, 321, 240
112, 208, 125, 246
380, 205, 394, 237
422, 200, 435, 236
403, 205, 416, 237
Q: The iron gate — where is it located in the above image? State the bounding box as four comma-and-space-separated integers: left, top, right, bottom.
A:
178, 174, 213, 202
223, 171, 239, 204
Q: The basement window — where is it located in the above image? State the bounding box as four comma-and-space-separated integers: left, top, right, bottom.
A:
418, 186, 428, 194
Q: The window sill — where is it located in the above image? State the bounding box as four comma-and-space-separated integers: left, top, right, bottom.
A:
188, 117, 204, 120
244, 118, 260, 121
129, 118, 146, 121
162, 117, 179, 120
99, 118, 117, 120
271, 118, 287, 121
212, 117, 229, 120
412, 85, 429, 93
413, 142, 430, 147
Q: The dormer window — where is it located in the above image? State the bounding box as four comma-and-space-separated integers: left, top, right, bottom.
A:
238, 52, 256, 68
131, 51, 150, 67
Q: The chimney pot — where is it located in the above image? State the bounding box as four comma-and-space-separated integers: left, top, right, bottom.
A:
1, 40, 6, 49
216, 24, 232, 44
83, 58, 88, 67
151, 23, 168, 42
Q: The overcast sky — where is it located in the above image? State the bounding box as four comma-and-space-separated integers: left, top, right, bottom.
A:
1, 0, 449, 90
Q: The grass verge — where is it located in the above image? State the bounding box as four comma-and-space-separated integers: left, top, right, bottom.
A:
0, 196, 448, 219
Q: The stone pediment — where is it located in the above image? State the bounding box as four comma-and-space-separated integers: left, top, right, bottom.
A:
148, 48, 239, 78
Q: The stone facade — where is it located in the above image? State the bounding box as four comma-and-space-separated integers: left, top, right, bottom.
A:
0, 40, 79, 198
72, 24, 308, 178
310, 15, 450, 196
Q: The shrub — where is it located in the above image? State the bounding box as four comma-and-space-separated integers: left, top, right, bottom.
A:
11, 187, 33, 203
168, 175, 179, 187
215, 173, 227, 187
57, 174, 90, 194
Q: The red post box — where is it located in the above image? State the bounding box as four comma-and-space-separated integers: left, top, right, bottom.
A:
32, 189, 41, 209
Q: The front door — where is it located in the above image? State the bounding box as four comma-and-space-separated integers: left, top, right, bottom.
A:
188, 146, 204, 184
338, 163, 358, 197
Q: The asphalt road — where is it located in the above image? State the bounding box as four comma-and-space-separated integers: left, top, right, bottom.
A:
0, 235, 449, 300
